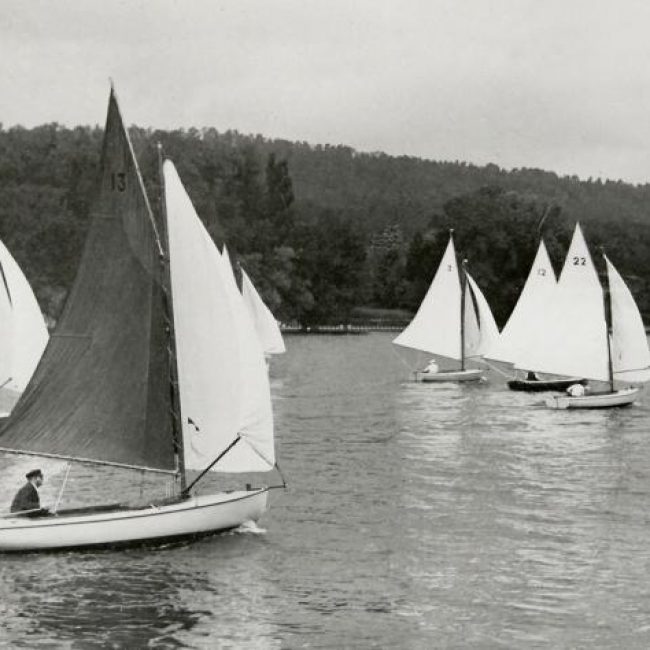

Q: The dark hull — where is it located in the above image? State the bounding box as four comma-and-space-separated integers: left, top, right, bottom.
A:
507, 378, 587, 392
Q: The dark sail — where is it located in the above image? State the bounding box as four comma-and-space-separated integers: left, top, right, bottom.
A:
0, 90, 176, 471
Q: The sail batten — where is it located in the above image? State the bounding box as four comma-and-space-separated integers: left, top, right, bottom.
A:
0, 89, 176, 470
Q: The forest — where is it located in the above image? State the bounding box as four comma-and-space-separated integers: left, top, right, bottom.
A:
2, 121, 650, 328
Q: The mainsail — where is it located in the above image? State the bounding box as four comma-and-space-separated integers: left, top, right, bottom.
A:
163, 160, 275, 473
241, 269, 286, 355
0, 89, 176, 471
606, 255, 650, 383
487, 240, 556, 366
393, 235, 461, 359
0, 239, 49, 391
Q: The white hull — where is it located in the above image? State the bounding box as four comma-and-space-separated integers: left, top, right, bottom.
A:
545, 387, 639, 410
0, 488, 268, 552
417, 368, 483, 383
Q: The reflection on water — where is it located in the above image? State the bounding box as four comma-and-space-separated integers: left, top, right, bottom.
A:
2, 333, 650, 646
394, 360, 650, 647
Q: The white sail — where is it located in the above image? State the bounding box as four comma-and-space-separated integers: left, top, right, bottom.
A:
0, 240, 49, 391
241, 269, 286, 355
515, 223, 609, 380
0, 263, 14, 387
487, 240, 556, 365
164, 160, 274, 473
393, 235, 462, 359
465, 271, 500, 358
463, 277, 481, 359
606, 256, 650, 383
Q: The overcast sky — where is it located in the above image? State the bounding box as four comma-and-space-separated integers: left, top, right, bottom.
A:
2, 0, 650, 183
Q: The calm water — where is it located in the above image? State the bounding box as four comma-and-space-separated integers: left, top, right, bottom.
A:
2, 332, 650, 648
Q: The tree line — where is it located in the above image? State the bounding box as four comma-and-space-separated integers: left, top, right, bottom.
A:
1, 122, 650, 328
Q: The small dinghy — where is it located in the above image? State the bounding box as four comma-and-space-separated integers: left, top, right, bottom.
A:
546, 386, 640, 410
0, 88, 282, 552
393, 231, 499, 383
507, 375, 587, 393
487, 239, 584, 391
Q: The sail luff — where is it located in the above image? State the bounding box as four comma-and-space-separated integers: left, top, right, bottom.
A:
157, 144, 186, 491
460, 260, 468, 370
601, 251, 615, 392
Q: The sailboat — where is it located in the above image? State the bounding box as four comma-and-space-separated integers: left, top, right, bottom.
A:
0, 89, 279, 552
393, 231, 499, 382
486, 239, 586, 392
0, 238, 49, 407
514, 223, 650, 409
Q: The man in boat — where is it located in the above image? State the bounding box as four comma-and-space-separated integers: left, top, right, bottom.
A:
526, 371, 539, 381
10, 469, 47, 516
567, 383, 586, 397
424, 359, 439, 374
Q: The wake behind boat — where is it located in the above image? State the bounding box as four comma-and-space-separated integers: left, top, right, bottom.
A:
393, 231, 499, 383
0, 88, 281, 552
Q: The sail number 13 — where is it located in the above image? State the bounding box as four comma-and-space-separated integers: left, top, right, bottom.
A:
111, 172, 127, 192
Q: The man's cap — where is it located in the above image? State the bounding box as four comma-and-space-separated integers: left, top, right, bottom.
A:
26, 469, 43, 480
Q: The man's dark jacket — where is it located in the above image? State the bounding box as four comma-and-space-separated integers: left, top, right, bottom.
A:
10, 482, 39, 513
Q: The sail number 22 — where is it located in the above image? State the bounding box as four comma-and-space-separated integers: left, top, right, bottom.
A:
111, 172, 127, 192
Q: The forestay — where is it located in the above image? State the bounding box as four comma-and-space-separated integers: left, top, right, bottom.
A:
163, 161, 275, 473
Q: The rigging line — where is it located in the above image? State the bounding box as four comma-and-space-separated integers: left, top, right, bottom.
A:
389, 343, 420, 377
268, 461, 288, 489
110, 86, 165, 257
183, 435, 242, 495
52, 462, 72, 514
0, 260, 12, 308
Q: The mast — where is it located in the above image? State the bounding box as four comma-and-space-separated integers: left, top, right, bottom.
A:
157, 144, 187, 492
460, 257, 467, 371
601, 247, 615, 393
